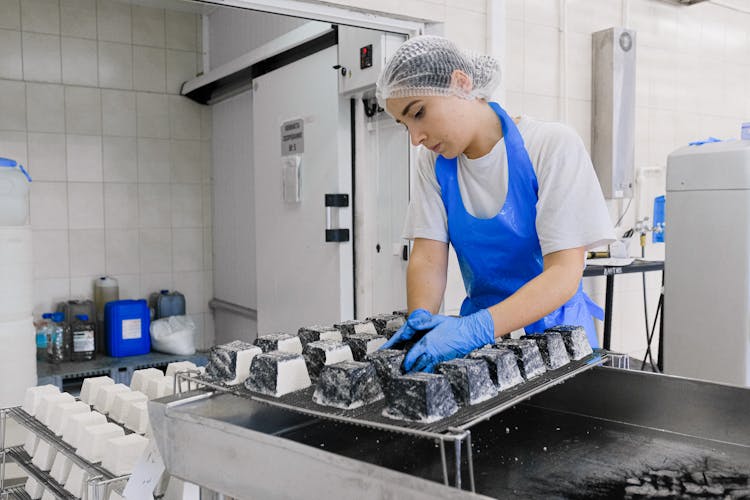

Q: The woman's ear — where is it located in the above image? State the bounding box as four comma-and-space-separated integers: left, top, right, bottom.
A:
450, 70, 473, 93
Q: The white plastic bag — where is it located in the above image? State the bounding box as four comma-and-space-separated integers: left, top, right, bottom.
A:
150, 315, 196, 355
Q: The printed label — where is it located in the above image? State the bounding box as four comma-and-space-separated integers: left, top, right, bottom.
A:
73, 330, 95, 352
122, 318, 142, 340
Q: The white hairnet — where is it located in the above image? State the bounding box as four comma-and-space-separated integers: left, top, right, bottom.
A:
376, 35, 500, 103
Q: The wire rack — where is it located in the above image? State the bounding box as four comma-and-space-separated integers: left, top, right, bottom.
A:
1, 406, 131, 500
174, 350, 608, 491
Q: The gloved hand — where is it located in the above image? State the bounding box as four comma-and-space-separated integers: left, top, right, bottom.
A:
380, 309, 445, 350
402, 309, 495, 373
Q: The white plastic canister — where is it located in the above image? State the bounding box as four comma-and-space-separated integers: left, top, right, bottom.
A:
0, 316, 37, 408
0, 226, 33, 322
0, 157, 32, 226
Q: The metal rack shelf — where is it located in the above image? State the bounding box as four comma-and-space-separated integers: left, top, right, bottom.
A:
5, 446, 75, 500
1, 484, 32, 500
1, 407, 130, 500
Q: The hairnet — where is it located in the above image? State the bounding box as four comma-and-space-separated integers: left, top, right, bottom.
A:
376, 35, 500, 103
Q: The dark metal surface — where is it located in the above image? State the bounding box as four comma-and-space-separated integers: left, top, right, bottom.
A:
274, 367, 750, 499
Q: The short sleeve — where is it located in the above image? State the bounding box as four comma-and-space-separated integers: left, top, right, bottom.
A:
401, 148, 449, 242
531, 123, 616, 255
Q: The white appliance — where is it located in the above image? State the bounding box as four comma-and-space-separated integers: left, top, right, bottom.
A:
664, 139, 750, 387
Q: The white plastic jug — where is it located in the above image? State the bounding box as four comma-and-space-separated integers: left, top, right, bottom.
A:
0, 157, 32, 226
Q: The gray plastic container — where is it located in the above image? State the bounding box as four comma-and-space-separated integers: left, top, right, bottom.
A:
148, 290, 186, 319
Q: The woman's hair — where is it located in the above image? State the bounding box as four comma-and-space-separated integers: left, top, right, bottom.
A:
376, 35, 500, 102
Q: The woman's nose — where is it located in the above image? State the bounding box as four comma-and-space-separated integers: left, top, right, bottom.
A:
409, 127, 426, 147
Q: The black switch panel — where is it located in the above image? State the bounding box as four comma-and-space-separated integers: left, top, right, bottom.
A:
360, 44, 373, 69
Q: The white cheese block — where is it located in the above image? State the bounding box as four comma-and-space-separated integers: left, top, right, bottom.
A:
125, 400, 149, 434
63, 410, 106, 447
31, 439, 57, 471
145, 375, 174, 400
102, 433, 150, 476
50, 400, 90, 435
143, 373, 166, 400
129, 368, 163, 392
110, 390, 147, 423
64, 463, 90, 498
24, 476, 44, 499
50, 451, 72, 484
109, 491, 125, 500
94, 383, 130, 413
79, 376, 115, 405
41, 489, 56, 500
23, 429, 39, 455
277, 336, 303, 354
228, 346, 262, 385
37, 392, 74, 426
22, 384, 59, 416
76, 422, 125, 463
165, 361, 197, 378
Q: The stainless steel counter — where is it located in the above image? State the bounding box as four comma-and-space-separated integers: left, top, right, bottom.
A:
149, 366, 750, 499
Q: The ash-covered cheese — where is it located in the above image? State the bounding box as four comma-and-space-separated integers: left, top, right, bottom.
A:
302, 340, 353, 379
521, 332, 570, 369
313, 360, 383, 410
546, 325, 593, 360
468, 347, 524, 391
366, 313, 406, 339
436, 358, 498, 406
344, 333, 387, 361
253, 333, 303, 354
297, 325, 343, 347
496, 339, 547, 380
392, 309, 408, 319
366, 349, 405, 384
205, 340, 262, 384
382, 372, 459, 423
245, 351, 311, 397
334, 319, 378, 337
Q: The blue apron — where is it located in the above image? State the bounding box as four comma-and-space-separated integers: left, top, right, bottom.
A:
435, 102, 603, 347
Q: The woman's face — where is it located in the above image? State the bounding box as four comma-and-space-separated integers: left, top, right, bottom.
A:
385, 95, 476, 159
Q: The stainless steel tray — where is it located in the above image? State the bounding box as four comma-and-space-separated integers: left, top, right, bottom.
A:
175, 351, 608, 438
152, 365, 750, 500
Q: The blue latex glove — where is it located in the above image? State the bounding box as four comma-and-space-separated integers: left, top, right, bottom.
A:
380, 309, 445, 350
403, 309, 495, 373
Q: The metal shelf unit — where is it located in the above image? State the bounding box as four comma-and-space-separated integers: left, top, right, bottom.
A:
1, 407, 130, 500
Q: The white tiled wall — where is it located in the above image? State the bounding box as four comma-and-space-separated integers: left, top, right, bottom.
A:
501, 0, 750, 359
0, 0, 214, 348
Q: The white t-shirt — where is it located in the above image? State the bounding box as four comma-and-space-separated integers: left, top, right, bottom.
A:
402, 116, 615, 255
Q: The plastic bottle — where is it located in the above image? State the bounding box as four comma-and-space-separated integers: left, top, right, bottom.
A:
35, 313, 52, 362
0, 157, 32, 226
94, 276, 119, 354
70, 314, 96, 361
47, 312, 67, 363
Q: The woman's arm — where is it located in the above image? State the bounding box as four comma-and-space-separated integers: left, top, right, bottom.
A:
487, 246, 585, 338
406, 238, 449, 314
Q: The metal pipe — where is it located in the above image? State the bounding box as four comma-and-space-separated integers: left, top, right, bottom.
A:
208, 298, 257, 320
439, 439, 448, 486
454, 436, 462, 489
465, 431, 475, 493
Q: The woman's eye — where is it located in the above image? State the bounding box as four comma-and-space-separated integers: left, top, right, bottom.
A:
414, 108, 424, 119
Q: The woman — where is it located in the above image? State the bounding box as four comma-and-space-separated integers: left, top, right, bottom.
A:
378, 35, 615, 373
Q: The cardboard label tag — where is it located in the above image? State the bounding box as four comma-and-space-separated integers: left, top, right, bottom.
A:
122, 438, 165, 499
